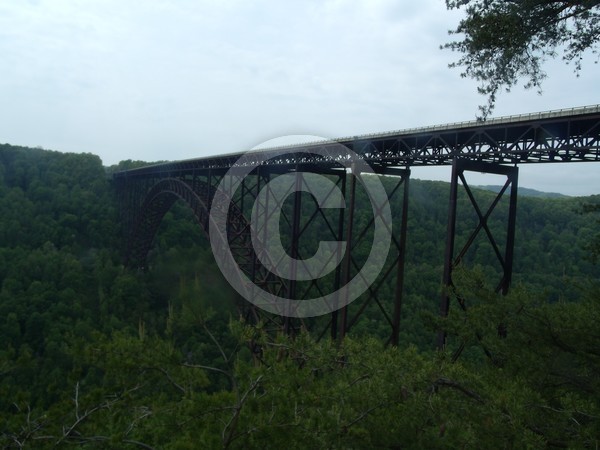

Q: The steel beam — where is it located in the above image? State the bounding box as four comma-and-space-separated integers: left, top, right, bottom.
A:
391, 174, 410, 347
113, 106, 600, 180
438, 158, 519, 350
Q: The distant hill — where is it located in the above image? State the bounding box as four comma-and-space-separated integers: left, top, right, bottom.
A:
475, 185, 569, 198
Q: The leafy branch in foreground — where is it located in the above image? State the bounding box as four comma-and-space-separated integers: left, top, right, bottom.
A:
443, 0, 600, 118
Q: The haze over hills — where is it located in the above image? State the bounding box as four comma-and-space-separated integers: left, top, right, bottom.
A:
475, 185, 570, 198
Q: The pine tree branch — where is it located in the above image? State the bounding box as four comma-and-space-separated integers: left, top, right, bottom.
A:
432, 377, 485, 403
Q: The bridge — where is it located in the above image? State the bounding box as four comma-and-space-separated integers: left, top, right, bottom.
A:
114, 105, 600, 348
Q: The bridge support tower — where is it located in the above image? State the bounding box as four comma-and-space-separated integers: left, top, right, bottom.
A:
438, 158, 519, 350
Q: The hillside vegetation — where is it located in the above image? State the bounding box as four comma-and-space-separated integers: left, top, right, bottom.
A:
1, 144, 598, 448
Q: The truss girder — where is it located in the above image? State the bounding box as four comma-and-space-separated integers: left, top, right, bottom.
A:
114, 106, 600, 347
120, 164, 411, 345
114, 107, 600, 182
125, 177, 284, 303
438, 159, 519, 351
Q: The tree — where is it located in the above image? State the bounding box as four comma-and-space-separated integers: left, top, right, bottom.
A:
583, 200, 600, 262
443, 0, 600, 118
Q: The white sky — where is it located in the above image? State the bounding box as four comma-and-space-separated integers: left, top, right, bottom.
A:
0, 0, 599, 195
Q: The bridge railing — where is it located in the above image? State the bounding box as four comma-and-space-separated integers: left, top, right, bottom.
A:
339, 104, 600, 140
238, 104, 600, 152
113, 103, 600, 177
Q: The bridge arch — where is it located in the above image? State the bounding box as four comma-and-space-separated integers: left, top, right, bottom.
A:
125, 177, 281, 307
126, 178, 213, 268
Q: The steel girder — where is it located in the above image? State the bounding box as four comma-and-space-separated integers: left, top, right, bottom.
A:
438, 159, 519, 353
119, 166, 411, 346
333, 168, 410, 346
113, 105, 600, 181
113, 105, 600, 348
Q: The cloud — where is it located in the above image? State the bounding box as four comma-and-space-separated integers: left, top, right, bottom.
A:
0, 0, 598, 194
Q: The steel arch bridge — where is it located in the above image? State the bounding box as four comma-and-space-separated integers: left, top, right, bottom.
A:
113, 105, 600, 348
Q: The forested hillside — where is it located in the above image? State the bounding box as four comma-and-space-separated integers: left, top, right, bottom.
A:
1, 144, 598, 448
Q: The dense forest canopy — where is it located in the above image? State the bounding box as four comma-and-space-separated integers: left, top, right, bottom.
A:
0, 143, 598, 448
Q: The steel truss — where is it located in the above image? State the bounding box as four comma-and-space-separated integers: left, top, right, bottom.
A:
334, 167, 410, 346
438, 159, 519, 351
117, 161, 411, 345
113, 105, 599, 180
113, 105, 600, 348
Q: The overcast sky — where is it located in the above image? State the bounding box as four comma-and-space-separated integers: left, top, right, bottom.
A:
1, 0, 599, 195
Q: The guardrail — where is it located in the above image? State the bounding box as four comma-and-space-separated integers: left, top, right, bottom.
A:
361, 104, 600, 138
243, 104, 600, 152
115, 104, 600, 175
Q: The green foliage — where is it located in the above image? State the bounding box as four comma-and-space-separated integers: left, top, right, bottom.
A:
582, 199, 600, 261
443, 0, 600, 117
0, 144, 117, 250
0, 144, 599, 447
436, 268, 600, 447
5, 308, 599, 448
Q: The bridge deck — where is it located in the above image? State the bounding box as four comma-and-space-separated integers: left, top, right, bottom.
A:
114, 104, 600, 178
